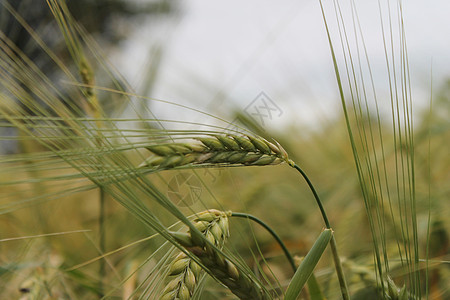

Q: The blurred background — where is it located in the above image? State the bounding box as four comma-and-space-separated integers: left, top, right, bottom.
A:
3, 0, 450, 134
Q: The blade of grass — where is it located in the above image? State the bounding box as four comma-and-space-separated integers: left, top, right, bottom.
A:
285, 228, 333, 300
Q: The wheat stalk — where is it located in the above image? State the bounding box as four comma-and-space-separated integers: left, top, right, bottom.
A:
139, 134, 292, 170
161, 209, 269, 300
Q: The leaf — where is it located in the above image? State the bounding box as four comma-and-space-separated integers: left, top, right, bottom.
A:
285, 228, 332, 300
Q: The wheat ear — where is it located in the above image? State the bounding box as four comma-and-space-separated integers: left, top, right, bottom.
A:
139, 134, 291, 170
160, 252, 201, 300
160, 209, 229, 299
162, 209, 269, 300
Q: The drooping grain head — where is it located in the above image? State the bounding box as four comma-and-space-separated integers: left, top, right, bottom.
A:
160, 209, 230, 300
140, 134, 290, 171
161, 209, 269, 300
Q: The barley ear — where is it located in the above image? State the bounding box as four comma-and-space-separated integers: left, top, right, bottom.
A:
140, 134, 291, 170
162, 209, 269, 300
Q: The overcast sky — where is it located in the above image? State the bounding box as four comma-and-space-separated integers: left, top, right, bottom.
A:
117, 0, 450, 130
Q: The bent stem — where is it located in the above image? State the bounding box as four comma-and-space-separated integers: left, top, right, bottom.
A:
231, 212, 296, 273
291, 162, 350, 300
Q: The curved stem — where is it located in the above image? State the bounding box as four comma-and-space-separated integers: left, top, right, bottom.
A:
291, 163, 350, 300
293, 164, 330, 228
231, 212, 297, 273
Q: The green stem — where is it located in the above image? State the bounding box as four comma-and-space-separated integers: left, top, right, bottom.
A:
231, 212, 297, 273
292, 164, 330, 228
330, 236, 349, 300
292, 163, 350, 300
